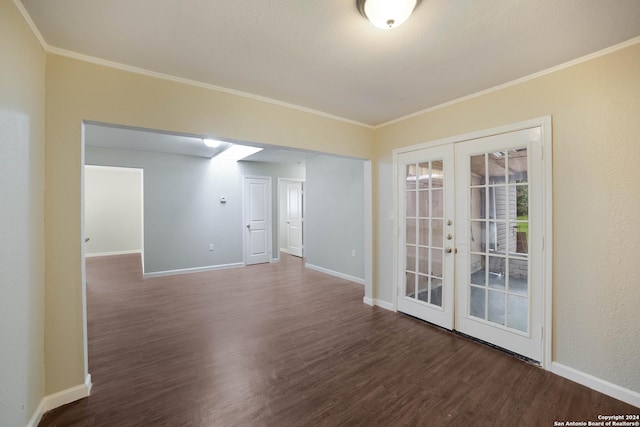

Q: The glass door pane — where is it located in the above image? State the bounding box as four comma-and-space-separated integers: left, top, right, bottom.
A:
403, 160, 445, 307
466, 149, 529, 332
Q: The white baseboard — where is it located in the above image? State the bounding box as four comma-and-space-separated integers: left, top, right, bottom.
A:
143, 262, 244, 279
551, 362, 640, 408
363, 296, 395, 311
27, 374, 92, 427
359, 304, 640, 407
373, 299, 395, 311
85, 250, 141, 258
305, 263, 365, 285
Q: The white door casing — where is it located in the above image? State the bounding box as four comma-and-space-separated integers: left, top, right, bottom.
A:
286, 181, 303, 257
394, 118, 552, 366
244, 176, 272, 265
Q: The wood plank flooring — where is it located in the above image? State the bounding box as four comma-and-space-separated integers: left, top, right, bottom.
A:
40, 254, 638, 426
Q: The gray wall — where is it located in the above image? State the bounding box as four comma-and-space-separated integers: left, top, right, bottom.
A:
305, 154, 365, 280
85, 146, 304, 273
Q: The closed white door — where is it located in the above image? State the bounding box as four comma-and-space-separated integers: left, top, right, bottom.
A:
244, 176, 271, 265
397, 125, 546, 363
286, 182, 303, 257
397, 144, 455, 330
454, 128, 543, 362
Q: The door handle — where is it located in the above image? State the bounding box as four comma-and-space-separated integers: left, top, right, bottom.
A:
246, 224, 251, 230
445, 247, 453, 253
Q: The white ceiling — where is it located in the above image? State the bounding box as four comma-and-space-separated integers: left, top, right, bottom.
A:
20, 0, 640, 126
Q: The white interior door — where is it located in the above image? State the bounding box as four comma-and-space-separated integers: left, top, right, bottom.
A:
286, 181, 303, 257
396, 125, 546, 363
244, 176, 271, 265
397, 145, 455, 330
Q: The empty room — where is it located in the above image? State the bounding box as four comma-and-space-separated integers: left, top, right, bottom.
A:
1, 0, 639, 426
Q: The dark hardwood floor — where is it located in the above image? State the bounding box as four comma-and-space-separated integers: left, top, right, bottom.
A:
40, 254, 637, 426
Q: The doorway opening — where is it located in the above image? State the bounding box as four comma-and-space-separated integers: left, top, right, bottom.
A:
80, 121, 374, 386
84, 165, 144, 266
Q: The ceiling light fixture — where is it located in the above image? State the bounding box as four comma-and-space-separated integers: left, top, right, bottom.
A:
357, 0, 420, 29
217, 144, 263, 161
203, 138, 222, 148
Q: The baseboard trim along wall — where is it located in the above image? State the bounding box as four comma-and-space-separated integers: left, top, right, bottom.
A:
305, 263, 365, 285
143, 262, 244, 279
85, 250, 141, 258
363, 297, 394, 311
551, 362, 640, 408
27, 374, 92, 427
360, 299, 640, 406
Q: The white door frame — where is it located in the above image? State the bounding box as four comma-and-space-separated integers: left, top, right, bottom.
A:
242, 175, 273, 265
392, 117, 553, 369
277, 177, 305, 260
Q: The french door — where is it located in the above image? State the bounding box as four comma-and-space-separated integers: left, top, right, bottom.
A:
397, 126, 546, 362
397, 145, 455, 329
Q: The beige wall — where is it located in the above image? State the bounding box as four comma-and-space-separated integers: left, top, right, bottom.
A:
84, 165, 143, 256
0, 0, 46, 425
44, 54, 374, 393
9, 0, 634, 407
374, 42, 640, 393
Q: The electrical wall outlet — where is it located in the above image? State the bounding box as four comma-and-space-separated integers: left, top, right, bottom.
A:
209, 243, 214, 251
352, 249, 356, 257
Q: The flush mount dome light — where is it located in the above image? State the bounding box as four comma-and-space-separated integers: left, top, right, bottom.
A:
357, 0, 420, 29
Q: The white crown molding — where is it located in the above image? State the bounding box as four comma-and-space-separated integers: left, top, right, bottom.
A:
12, 0, 47, 49
44, 44, 372, 129
376, 35, 640, 129
13, 1, 370, 129
13, 0, 640, 130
